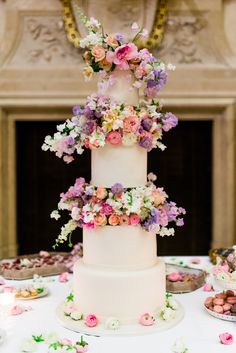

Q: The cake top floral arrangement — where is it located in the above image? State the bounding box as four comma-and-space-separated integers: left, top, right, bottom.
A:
42, 12, 178, 163
51, 173, 185, 248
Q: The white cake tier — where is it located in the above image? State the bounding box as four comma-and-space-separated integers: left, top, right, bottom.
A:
91, 144, 147, 187
83, 226, 157, 270
98, 69, 139, 105
73, 258, 166, 324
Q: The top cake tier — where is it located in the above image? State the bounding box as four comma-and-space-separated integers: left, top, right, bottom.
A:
98, 69, 139, 106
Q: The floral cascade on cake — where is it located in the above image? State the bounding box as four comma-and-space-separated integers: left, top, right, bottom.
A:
43, 11, 185, 332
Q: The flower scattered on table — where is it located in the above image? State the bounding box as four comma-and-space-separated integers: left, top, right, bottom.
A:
139, 313, 155, 326
85, 314, 98, 327
219, 332, 234, 345
105, 317, 121, 330
158, 293, 179, 321
21, 333, 89, 352
51, 174, 185, 248
11, 304, 32, 316
202, 283, 214, 292
172, 337, 188, 353
42, 96, 178, 163
189, 257, 201, 265
59, 272, 69, 283
3, 285, 14, 293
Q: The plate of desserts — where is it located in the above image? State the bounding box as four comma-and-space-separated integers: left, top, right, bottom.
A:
14, 285, 48, 300
166, 264, 206, 293
204, 290, 236, 322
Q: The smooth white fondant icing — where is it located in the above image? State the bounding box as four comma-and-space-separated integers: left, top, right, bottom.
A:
83, 226, 157, 269
73, 258, 166, 325
99, 70, 139, 105
91, 144, 147, 187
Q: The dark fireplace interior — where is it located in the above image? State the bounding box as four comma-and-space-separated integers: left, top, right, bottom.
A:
16, 119, 212, 256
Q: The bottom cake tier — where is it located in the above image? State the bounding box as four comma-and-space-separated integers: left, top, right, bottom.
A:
73, 258, 166, 325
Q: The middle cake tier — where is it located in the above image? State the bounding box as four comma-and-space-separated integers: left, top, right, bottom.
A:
83, 226, 157, 270
91, 144, 147, 187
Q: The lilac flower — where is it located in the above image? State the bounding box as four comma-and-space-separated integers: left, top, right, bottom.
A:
176, 218, 184, 226
143, 218, 157, 232
66, 136, 75, 146
142, 118, 153, 131
147, 79, 159, 88
83, 106, 94, 119
111, 183, 124, 195
154, 69, 167, 86
82, 121, 96, 134
72, 106, 83, 116
162, 112, 178, 132
115, 33, 124, 42
151, 208, 159, 222
139, 136, 153, 151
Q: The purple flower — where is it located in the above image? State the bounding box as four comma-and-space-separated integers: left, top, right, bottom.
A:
162, 112, 178, 132
151, 208, 159, 222
142, 118, 153, 131
72, 105, 83, 116
82, 121, 96, 134
139, 136, 153, 151
147, 79, 159, 88
143, 218, 158, 232
111, 183, 124, 195
66, 136, 75, 146
115, 33, 124, 42
176, 218, 184, 226
83, 106, 95, 119
154, 69, 167, 86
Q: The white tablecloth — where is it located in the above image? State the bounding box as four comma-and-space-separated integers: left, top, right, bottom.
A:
1, 256, 236, 353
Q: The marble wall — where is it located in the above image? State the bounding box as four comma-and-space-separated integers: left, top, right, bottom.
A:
0, 0, 236, 257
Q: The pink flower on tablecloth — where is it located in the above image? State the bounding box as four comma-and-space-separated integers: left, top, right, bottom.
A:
60, 338, 73, 345
59, 272, 69, 283
85, 314, 98, 327
76, 346, 88, 353
139, 313, 155, 326
203, 283, 214, 292
3, 285, 14, 292
219, 332, 233, 345
190, 257, 201, 264
10, 305, 24, 316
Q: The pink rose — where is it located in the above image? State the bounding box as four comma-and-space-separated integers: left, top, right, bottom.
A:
129, 214, 140, 225
59, 272, 69, 283
96, 187, 108, 200
94, 214, 107, 226
76, 346, 88, 353
203, 283, 214, 292
119, 215, 130, 226
123, 116, 140, 133
114, 43, 139, 69
108, 214, 120, 226
106, 131, 122, 145
83, 222, 95, 229
139, 313, 155, 326
101, 203, 113, 216
60, 338, 73, 345
91, 45, 106, 62
106, 51, 115, 64
10, 305, 24, 316
167, 272, 182, 282
219, 332, 233, 345
85, 314, 98, 327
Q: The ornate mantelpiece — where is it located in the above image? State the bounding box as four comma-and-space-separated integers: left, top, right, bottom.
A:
0, 0, 236, 257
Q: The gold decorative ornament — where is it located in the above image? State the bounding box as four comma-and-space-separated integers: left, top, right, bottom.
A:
60, 0, 168, 50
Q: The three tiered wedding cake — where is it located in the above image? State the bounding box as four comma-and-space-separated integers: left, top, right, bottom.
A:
43, 15, 185, 333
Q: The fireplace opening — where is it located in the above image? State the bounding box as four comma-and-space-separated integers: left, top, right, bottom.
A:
16, 119, 212, 255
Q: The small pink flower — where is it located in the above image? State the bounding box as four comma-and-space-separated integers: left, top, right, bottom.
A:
105, 35, 119, 48
139, 313, 155, 326
64, 304, 77, 315
129, 214, 140, 225
63, 155, 74, 164
119, 215, 130, 226
219, 332, 233, 345
85, 314, 98, 327
101, 203, 113, 216
190, 257, 201, 264
39, 250, 50, 258
60, 338, 73, 346
167, 272, 182, 282
59, 272, 69, 283
76, 346, 88, 353
96, 187, 107, 200
123, 116, 140, 133
203, 283, 214, 292
106, 131, 122, 145
114, 43, 139, 69
91, 45, 106, 62
10, 305, 24, 316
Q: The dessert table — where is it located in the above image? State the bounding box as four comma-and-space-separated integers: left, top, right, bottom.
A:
1, 256, 236, 353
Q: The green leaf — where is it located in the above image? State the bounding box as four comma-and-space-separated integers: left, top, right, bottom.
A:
32, 334, 44, 343
66, 293, 74, 302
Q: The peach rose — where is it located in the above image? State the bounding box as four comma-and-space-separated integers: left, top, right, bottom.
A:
96, 187, 108, 200
123, 116, 140, 133
91, 45, 106, 62
105, 35, 119, 48
153, 190, 166, 206
119, 215, 130, 226
108, 213, 120, 226
94, 214, 107, 226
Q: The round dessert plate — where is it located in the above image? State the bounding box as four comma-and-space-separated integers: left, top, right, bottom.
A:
15, 287, 49, 300
215, 278, 236, 291
0, 328, 6, 344
204, 306, 236, 322
56, 301, 184, 337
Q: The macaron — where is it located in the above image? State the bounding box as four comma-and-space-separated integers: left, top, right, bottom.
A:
204, 297, 213, 308
215, 293, 227, 299
226, 290, 235, 297
222, 303, 232, 312
213, 298, 225, 306
226, 296, 236, 304
213, 305, 224, 313
230, 303, 236, 313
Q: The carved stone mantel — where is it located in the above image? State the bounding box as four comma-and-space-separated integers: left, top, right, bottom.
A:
0, 0, 236, 257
